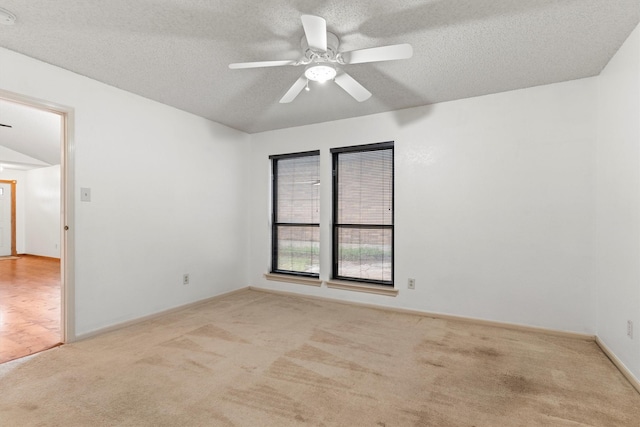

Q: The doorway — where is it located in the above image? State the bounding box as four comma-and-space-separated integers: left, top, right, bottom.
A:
0, 94, 71, 363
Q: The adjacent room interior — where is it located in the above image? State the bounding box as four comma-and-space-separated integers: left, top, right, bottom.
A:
0, 99, 62, 363
0, 1, 639, 425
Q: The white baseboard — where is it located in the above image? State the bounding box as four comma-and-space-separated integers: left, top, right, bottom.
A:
596, 337, 640, 394
74, 287, 250, 341
248, 286, 595, 341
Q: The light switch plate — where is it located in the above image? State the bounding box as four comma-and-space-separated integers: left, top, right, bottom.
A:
80, 187, 91, 202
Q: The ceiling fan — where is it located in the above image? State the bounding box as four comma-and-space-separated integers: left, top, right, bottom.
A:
229, 15, 413, 103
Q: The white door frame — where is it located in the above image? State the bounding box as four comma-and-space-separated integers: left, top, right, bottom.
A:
0, 89, 75, 343
0, 179, 17, 256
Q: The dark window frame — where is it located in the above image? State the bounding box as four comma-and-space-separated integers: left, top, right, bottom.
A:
269, 150, 320, 278
331, 141, 394, 286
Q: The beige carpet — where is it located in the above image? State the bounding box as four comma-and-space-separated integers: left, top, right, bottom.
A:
0, 289, 638, 426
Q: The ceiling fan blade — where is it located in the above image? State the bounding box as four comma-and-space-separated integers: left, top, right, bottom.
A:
280, 74, 308, 103
334, 72, 372, 102
301, 15, 327, 52
229, 59, 297, 69
341, 43, 413, 65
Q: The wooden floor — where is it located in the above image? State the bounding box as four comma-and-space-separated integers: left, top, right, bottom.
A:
0, 255, 61, 364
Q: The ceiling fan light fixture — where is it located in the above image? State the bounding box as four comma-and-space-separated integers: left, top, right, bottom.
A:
304, 64, 336, 83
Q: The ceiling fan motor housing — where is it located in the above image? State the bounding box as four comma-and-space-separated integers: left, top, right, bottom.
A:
301, 32, 340, 62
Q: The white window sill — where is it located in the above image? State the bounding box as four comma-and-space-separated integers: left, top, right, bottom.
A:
325, 280, 398, 296
264, 273, 322, 287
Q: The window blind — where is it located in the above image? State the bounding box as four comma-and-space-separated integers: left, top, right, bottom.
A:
332, 143, 394, 285
270, 151, 320, 277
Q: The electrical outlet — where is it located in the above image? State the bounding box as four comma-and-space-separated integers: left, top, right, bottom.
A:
628, 320, 633, 339
408, 278, 415, 290
183, 274, 190, 285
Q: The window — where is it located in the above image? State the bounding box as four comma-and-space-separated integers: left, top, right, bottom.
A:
270, 151, 320, 277
331, 142, 394, 286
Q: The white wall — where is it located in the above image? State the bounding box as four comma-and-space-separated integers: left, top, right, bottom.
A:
25, 165, 61, 258
596, 24, 640, 381
249, 77, 597, 335
0, 169, 26, 253
0, 47, 250, 337
0, 166, 62, 258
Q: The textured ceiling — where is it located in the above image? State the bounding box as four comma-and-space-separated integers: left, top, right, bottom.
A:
0, 0, 638, 134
